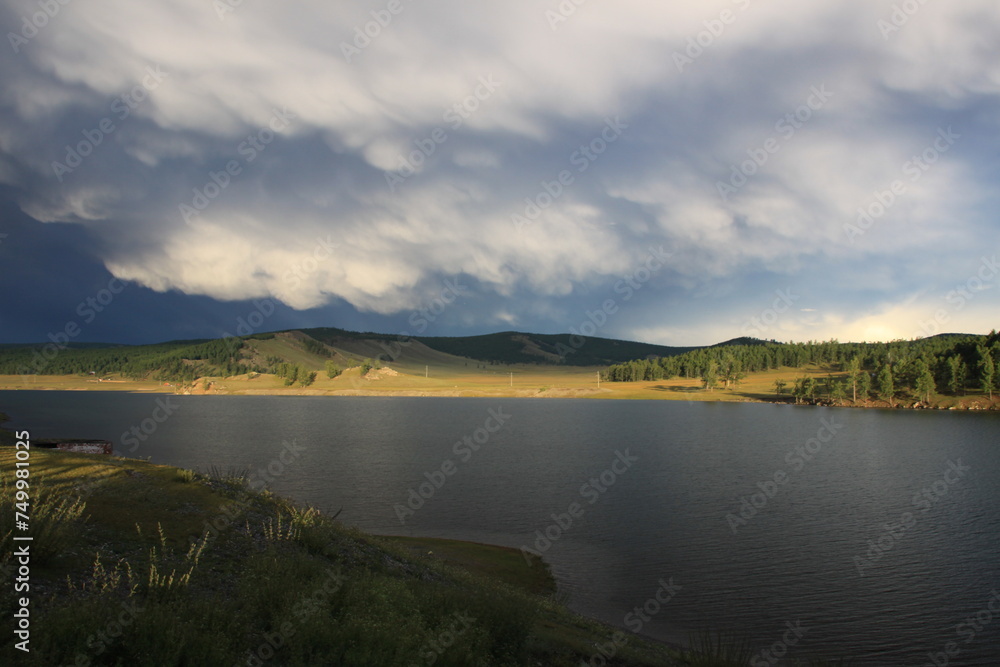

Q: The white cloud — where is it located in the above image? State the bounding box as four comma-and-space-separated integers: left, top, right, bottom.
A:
1, 0, 998, 342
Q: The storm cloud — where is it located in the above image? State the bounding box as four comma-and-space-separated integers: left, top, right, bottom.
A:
1, 0, 998, 344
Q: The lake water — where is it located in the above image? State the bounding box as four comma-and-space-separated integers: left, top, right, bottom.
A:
3, 391, 1000, 665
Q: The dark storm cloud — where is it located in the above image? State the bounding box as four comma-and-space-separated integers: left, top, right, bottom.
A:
0, 0, 998, 344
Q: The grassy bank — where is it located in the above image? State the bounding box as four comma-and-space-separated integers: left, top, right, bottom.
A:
2, 364, 997, 413
3, 447, 827, 666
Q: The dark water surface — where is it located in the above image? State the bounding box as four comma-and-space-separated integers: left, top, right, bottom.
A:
3, 391, 1000, 665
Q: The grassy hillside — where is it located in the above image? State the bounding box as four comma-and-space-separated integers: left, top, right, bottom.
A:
0, 326, 695, 384
2, 328, 995, 410
416, 331, 695, 366
602, 333, 1000, 409
0, 447, 823, 667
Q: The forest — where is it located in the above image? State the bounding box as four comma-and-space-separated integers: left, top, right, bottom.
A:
0, 336, 271, 384
601, 333, 1000, 404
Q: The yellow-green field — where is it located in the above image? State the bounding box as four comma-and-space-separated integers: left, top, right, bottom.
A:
0, 374, 169, 392
0, 364, 836, 400
3, 358, 997, 409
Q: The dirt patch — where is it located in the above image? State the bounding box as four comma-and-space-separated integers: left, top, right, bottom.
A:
533, 387, 603, 398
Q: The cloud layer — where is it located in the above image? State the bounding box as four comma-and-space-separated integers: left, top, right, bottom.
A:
1, 0, 998, 343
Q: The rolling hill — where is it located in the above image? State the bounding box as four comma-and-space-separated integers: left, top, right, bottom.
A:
0, 326, 697, 383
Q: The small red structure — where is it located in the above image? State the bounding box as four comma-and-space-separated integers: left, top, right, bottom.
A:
35, 439, 113, 455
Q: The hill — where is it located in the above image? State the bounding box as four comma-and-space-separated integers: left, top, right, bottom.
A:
0, 326, 695, 384
411, 331, 694, 366
601, 332, 1000, 409
2, 328, 995, 406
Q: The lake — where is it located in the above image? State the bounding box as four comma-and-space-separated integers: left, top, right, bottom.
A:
3, 391, 999, 665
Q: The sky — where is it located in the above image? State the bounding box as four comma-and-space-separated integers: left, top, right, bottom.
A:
0, 0, 998, 346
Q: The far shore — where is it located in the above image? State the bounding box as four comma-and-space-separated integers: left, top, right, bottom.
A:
1, 371, 997, 411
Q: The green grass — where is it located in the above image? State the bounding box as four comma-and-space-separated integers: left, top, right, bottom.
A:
0, 413, 14, 447
382, 535, 556, 596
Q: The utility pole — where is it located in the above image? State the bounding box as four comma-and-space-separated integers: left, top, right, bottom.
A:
425, 365, 428, 378
510, 372, 513, 387
597, 371, 601, 389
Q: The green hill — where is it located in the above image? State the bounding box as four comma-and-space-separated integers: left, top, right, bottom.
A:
417, 331, 695, 366
0, 326, 697, 383
601, 332, 999, 408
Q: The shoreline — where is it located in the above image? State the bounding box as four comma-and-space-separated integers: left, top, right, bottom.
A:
0, 446, 702, 666
2, 376, 998, 412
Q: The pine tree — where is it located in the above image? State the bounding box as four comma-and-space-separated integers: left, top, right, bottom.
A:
792, 377, 808, 404
948, 355, 967, 395
831, 380, 847, 405
702, 360, 719, 392
877, 363, 895, 406
913, 359, 935, 403
979, 346, 995, 400
846, 356, 861, 402
804, 377, 817, 400
858, 371, 871, 401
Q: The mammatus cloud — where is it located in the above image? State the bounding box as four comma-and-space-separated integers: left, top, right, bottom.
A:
1, 0, 997, 343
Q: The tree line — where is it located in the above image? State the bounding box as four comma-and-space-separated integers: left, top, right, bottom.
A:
0, 337, 317, 384
601, 333, 1000, 403
0, 331, 394, 386
0, 338, 268, 383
